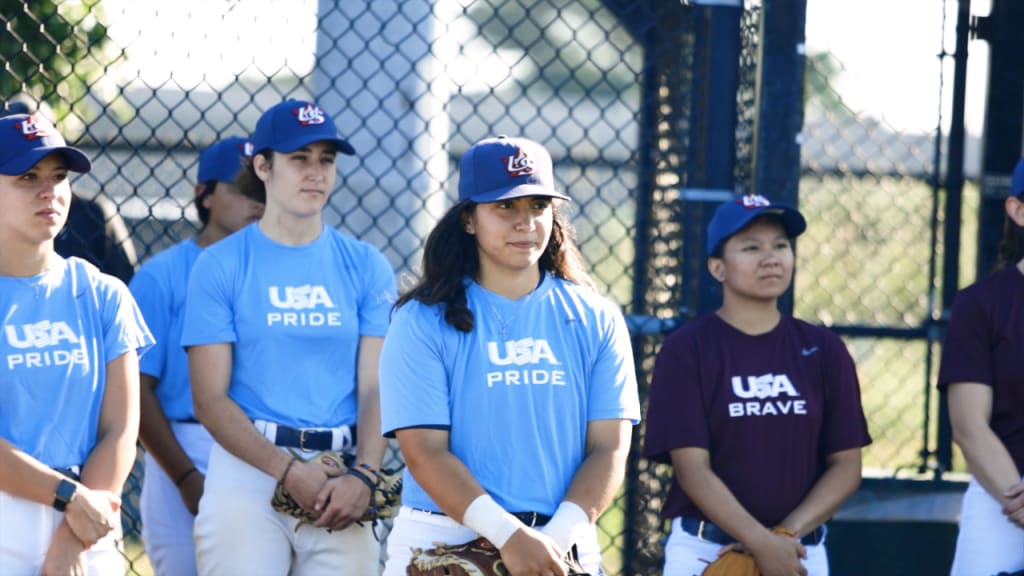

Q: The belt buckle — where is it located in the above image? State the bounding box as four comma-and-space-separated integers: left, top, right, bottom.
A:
696, 520, 706, 541
526, 512, 537, 527
299, 429, 310, 451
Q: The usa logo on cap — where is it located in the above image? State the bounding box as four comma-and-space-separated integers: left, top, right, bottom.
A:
294, 104, 326, 127
739, 194, 772, 209
15, 115, 53, 141
503, 147, 535, 178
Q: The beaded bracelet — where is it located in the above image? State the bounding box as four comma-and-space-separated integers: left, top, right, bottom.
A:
174, 466, 198, 487
355, 462, 380, 480
279, 456, 300, 484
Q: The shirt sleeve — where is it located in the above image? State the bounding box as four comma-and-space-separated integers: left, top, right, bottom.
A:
98, 272, 154, 362
128, 266, 169, 379
181, 249, 237, 348
937, 286, 991, 389
643, 327, 708, 463
587, 301, 640, 423
357, 247, 397, 338
378, 302, 453, 437
820, 331, 872, 455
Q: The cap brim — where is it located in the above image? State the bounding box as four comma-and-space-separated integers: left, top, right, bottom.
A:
0, 146, 91, 175
270, 136, 355, 156
706, 204, 807, 257
471, 183, 570, 204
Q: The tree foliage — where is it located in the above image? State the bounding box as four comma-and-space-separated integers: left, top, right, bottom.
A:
0, 0, 110, 119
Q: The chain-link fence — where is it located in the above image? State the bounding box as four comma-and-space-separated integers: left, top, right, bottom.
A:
2, 0, 971, 574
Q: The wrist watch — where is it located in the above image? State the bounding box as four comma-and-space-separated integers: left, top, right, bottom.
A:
53, 479, 77, 512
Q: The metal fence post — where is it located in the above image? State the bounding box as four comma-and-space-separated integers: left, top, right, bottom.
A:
314, 0, 454, 275
752, 0, 807, 315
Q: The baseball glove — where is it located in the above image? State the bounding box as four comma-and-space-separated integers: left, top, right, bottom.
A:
701, 526, 799, 576
701, 551, 758, 576
270, 450, 402, 526
406, 537, 591, 576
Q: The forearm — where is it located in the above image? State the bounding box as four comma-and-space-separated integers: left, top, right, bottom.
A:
0, 438, 69, 506
957, 427, 1022, 503
562, 428, 630, 521
678, 464, 771, 547
406, 449, 488, 520
194, 393, 292, 481
139, 380, 196, 481
80, 424, 137, 493
355, 384, 387, 470
83, 352, 140, 492
780, 449, 862, 536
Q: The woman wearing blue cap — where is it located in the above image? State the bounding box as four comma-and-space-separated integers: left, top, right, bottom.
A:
130, 136, 264, 576
379, 136, 640, 575
644, 194, 871, 576
940, 157, 1024, 575
181, 101, 395, 574
0, 114, 153, 574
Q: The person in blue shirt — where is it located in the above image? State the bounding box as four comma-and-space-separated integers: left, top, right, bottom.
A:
130, 136, 264, 576
0, 113, 153, 575
379, 135, 641, 576
180, 100, 396, 575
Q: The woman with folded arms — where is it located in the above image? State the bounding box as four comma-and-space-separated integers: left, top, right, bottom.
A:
0, 112, 152, 575
644, 194, 871, 576
380, 136, 640, 576
181, 100, 395, 575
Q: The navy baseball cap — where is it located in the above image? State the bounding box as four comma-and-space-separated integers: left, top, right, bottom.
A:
458, 135, 570, 203
706, 194, 806, 257
0, 114, 91, 175
1012, 157, 1024, 197
198, 136, 252, 183
252, 100, 355, 156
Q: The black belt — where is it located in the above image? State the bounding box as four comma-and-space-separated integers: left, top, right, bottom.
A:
54, 467, 81, 481
171, 417, 200, 424
413, 507, 552, 528
680, 517, 825, 546
273, 424, 358, 451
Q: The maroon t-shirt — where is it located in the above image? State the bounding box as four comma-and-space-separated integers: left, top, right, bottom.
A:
938, 265, 1024, 472
643, 313, 872, 525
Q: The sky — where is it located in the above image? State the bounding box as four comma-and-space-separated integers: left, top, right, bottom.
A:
98, 0, 990, 137
804, 0, 990, 136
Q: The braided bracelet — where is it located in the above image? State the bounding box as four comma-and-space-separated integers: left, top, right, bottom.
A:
344, 468, 377, 494
174, 466, 198, 487
279, 456, 300, 484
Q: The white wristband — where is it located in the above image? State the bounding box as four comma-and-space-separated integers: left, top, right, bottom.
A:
461, 494, 523, 549
541, 501, 590, 552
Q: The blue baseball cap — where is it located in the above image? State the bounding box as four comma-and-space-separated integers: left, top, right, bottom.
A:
458, 135, 570, 203
0, 114, 91, 175
706, 194, 806, 257
1012, 157, 1024, 197
252, 100, 355, 156
198, 136, 252, 183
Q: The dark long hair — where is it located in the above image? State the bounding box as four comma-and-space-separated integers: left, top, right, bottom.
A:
396, 199, 595, 332
236, 151, 273, 204
997, 196, 1024, 269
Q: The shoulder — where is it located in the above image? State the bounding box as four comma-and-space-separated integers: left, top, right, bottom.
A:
954, 266, 1020, 310
663, 313, 718, 346
67, 256, 131, 300
136, 239, 195, 275
327, 228, 390, 261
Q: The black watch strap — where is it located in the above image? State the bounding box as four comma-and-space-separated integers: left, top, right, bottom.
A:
53, 478, 77, 512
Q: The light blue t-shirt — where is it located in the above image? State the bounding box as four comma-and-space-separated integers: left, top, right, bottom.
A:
180, 223, 396, 428
1, 257, 154, 468
379, 274, 640, 515
128, 238, 201, 420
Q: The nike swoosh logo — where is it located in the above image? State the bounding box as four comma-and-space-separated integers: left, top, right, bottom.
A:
801, 347, 819, 357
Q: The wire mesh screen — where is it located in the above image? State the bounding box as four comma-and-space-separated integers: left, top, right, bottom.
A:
0, 0, 961, 574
